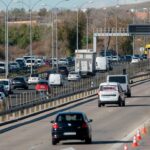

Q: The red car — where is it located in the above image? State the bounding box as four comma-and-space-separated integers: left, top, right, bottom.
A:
35, 80, 50, 93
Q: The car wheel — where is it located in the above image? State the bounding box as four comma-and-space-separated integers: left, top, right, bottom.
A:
25, 87, 28, 90
52, 138, 58, 145
98, 101, 101, 107
118, 98, 123, 107
85, 137, 92, 144
122, 101, 125, 106
127, 92, 131, 97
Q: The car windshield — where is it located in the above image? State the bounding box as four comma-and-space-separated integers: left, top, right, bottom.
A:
56, 114, 83, 122
14, 78, 24, 82
0, 63, 5, 67
38, 81, 47, 84
109, 76, 126, 83
27, 60, 35, 63
30, 74, 38, 77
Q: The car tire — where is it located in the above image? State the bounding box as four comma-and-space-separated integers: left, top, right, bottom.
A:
118, 98, 123, 107
122, 101, 125, 106
98, 101, 101, 107
127, 92, 131, 97
85, 137, 92, 144
52, 138, 58, 145
25, 87, 28, 90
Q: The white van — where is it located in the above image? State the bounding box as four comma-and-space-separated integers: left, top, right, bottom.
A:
96, 56, 109, 71
106, 74, 131, 97
48, 73, 63, 86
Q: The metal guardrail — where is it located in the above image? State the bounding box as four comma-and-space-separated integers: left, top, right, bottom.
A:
0, 60, 150, 115
0, 60, 150, 124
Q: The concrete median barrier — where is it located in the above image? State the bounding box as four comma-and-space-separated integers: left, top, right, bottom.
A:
0, 89, 97, 125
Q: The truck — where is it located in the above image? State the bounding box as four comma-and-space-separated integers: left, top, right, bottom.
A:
75, 49, 96, 77
96, 56, 110, 71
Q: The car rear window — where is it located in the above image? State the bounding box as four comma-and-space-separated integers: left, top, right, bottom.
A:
56, 114, 83, 122
100, 85, 117, 91
109, 76, 126, 83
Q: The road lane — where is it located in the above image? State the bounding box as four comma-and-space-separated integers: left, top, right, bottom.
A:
1, 81, 150, 150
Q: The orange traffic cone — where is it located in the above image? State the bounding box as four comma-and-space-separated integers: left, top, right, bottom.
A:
123, 144, 128, 150
136, 129, 142, 141
141, 125, 147, 135
132, 135, 139, 148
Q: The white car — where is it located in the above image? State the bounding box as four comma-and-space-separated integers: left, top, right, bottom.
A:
97, 82, 125, 107
37, 59, 45, 66
0, 79, 12, 94
28, 74, 40, 84
58, 58, 69, 65
68, 72, 81, 81
131, 57, 140, 63
25, 58, 37, 68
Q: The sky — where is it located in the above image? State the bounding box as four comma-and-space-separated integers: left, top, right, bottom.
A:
0, 0, 150, 10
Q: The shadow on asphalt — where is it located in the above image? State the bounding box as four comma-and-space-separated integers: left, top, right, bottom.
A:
130, 95, 150, 98
1, 97, 96, 134
61, 140, 132, 145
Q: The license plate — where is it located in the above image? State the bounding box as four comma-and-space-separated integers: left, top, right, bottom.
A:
63, 132, 76, 135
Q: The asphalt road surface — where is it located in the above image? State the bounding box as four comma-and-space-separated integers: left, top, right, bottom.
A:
1, 80, 150, 150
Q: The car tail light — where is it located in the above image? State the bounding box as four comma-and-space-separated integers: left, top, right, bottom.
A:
52, 123, 59, 129
82, 122, 88, 128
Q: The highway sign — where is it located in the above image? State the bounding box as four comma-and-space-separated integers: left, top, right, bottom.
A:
128, 24, 150, 35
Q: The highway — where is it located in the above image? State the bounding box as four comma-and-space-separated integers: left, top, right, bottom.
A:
1, 80, 150, 150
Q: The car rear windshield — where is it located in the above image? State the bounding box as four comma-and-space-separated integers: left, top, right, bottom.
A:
100, 85, 117, 91
56, 114, 83, 122
0, 81, 8, 85
109, 76, 126, 83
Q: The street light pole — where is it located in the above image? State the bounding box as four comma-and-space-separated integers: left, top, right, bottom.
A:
54, 0, 69, 72
76, 1, 93, 50
17, 0, 43, 75
103, 7, 107, 57
0, 0, 14, 78
116, 3, 120, 61
86, 10, 89, 50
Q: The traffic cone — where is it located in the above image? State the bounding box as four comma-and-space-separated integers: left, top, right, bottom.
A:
136, 129, 142, 141
141, 125, 147, 135
123, 144, 128, 150
132, 135, 139, 148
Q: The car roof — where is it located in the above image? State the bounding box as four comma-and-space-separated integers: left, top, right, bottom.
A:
107, 74, 128, 77
100, 82, 119, 86
56, 111, 85, 116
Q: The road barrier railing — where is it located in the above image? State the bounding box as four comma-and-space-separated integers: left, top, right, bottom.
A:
0, 60, 150, 125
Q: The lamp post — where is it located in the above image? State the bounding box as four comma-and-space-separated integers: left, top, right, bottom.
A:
16, 0, 43, 75
103, 7, 107, 57
0, 0, 14, 78
76, 1, 93, 50
54, 0, 69, 72
130, 8, 136, 55
116, 2, 120, 61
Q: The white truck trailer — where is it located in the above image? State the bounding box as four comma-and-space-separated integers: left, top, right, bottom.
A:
75, 49, 96, 77
96, 56, 109, 71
